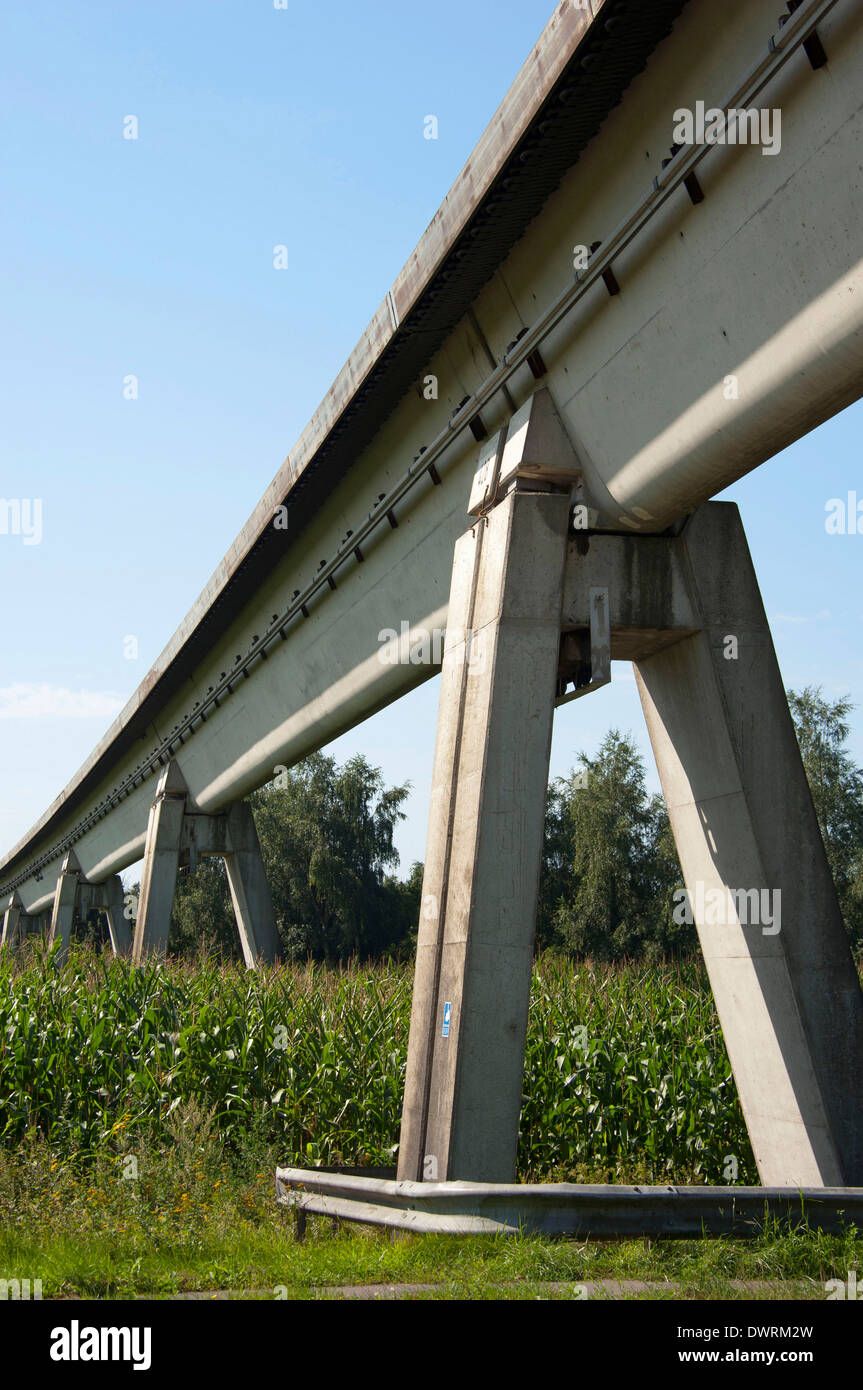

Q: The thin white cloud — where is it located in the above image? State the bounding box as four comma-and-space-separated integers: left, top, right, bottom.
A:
0, 684, 126, 720
773, 610, 832, 625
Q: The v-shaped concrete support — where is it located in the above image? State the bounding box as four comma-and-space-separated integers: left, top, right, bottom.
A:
42, 853, 132, 961
1, 892, 25, 949
399, 488, 572, 1182
48, 850, 82, 960
398, 412, 863, 1187
133, 761, 188, 959
634, 505, 863, 1186
132, 760, 279, 967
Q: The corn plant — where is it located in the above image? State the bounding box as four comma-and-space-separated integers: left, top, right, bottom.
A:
0, 944, 759, 1180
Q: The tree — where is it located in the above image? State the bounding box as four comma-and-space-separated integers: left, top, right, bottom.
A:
164, 753, 416, 961
170, 858, 238, 958
382, 859, 424, 958
787, 686, 863, 956
251, 752, 412, 961
538, 692, 863, 963
538, 730, 688, 960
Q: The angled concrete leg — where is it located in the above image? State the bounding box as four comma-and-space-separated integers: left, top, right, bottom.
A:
133, 761, 187, 960
103, 875, 133, 958
398, 489, 571, 1182
635, 504, 863, 1185
224, 800, 280, 967
48, 851, 82, 959
1, 893, 23, 949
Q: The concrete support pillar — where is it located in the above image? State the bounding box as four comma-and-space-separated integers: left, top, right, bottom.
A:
1, 893, 23, 949
398, 489, 571, 1182
635, 504, 863, 1185
224, 800, 280, 967
48, 850, 82, 959
133, 761, 187, 960
103, 875, 133, 958
133, 759, 279, 966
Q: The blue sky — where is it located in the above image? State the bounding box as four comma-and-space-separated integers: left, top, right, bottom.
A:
2, 1, 861, 877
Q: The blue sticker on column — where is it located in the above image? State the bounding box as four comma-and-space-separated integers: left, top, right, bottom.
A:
442, 1001, 452, 1038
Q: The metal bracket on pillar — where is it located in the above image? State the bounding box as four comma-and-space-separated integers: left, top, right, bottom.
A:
555, 586, 611, 705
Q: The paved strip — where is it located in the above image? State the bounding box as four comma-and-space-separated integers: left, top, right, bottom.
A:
164, 1278, 815, 1301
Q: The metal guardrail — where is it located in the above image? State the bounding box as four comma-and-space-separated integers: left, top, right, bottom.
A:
275, 1168, 863, 1239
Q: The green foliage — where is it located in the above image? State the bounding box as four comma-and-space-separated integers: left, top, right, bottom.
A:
381, 860, 424, 957
539, 691, 863, 962
2, 1120, 857, 1299
166, 752, 416, 962
538, 731, 689, 960
170, 859, 238, 959
0, 946, 764, 1183
787, 686, 863, 955
521, 956, 754, 1181
251, 752, 411, 961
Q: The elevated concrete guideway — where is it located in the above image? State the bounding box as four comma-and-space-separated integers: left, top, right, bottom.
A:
4, 0, 862, 909
4, 0, 863, 1190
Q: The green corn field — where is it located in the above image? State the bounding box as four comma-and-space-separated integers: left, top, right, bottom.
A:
0, 943, 758, 1183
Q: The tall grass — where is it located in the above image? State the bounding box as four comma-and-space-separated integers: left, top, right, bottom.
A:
0, 943, 756, 1181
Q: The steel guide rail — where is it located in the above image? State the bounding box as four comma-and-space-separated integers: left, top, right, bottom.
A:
275, 1167, 863, 1237
1, 0, 838, 896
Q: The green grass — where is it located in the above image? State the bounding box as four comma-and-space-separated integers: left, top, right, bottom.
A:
0, 1125, 858, 1300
